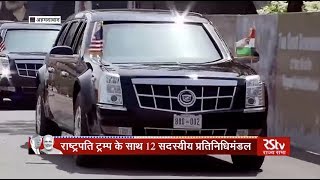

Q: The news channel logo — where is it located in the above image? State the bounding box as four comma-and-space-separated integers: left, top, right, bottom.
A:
28, 16, 61, 24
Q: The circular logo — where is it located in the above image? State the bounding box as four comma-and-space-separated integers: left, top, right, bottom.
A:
177, 90, 196, 107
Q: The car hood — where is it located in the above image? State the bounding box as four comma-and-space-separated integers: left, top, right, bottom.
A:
5, 52, 47, 60
109, 60, 256, 79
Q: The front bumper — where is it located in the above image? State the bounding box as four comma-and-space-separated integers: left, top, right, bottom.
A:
96, 104, 267, 136
0, 75, 37, 100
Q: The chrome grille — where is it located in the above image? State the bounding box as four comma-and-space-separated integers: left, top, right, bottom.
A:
132, 78, 237, 113
14, 60, 43, 78
144, 127, 227, 136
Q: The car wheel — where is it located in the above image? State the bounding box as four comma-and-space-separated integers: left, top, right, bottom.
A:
0, 98, 4, 107
73, 93, 94, 167
231, 123, 268, 171
18, 97, 37, 110
35, 91, 61, 136
231, 154, 265, 171
27, 97, 37, 110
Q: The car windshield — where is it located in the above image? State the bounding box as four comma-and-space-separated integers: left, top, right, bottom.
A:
4, 29, 59, 53
102, 23, 222, 64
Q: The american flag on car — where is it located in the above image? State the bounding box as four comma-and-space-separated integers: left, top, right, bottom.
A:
89, 22, 103, 52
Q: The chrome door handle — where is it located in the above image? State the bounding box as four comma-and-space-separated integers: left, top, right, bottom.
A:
48, 67, 55, 73
60, 71, 69, 77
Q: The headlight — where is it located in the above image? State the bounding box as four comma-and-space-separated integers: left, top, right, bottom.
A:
245, 75, 265, 108
98, 72, 123, 105
0, 56, 10, 75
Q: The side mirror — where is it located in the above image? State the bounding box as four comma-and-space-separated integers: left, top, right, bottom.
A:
49, 46, 73, 55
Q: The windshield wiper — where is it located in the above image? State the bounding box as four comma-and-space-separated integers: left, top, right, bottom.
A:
178, 59, 228, 65
99, 60, 111, 67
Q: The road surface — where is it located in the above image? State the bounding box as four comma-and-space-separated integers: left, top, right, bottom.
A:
0, 104, 319, 179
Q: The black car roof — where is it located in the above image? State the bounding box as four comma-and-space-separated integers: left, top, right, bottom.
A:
0, 22, 61, 30
68, 9, 209, 23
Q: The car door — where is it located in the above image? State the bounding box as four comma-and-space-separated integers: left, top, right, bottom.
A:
68, 20, 87, 132
49, 20, 81, 129
55, 20, 87, 131
47, 22, 71, 124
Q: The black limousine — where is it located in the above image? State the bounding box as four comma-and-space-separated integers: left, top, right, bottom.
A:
36, 9, 268, 170
0, 22, 60, 106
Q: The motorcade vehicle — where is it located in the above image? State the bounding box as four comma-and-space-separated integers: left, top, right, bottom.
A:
0, 22, 60, 106
36, 9, 268, 170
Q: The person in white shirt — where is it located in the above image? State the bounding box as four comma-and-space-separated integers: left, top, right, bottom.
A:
40, 135, 63, 154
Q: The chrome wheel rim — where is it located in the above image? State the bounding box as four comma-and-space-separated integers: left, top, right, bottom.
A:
74, 106, 81, 136
35, 96, 41, 134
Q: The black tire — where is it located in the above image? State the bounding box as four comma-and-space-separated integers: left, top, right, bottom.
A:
73, 93, 95, 167
36, 88, 61, 136
27, 97, 37, 110
17, 97, 37, 110
231, 123, 268, 171
231, 154, 265, 171
0, 98, 4, 108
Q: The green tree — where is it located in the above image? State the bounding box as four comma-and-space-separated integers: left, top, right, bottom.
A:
257, 1, 320, 14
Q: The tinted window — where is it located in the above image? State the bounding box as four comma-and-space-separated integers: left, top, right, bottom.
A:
56, 23, 68, 46
64, 22, 79, 47
5, 29, 59, 53
102, 23, 222, 64
74, 22, 86, 54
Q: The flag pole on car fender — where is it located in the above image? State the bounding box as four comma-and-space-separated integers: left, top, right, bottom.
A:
248, 26, 256, 65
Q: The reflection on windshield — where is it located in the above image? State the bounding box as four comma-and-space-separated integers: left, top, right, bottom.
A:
103, 23, 222, 64
4, 30, 59, 53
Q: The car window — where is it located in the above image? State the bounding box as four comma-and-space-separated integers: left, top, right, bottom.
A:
102, 23, 222, 64
56, 23, 70, 46
70, 21, 84, 51
73, 22, 86, 54
55, 24, 68, 46
64, 21, 80, 48
4, 29, 59, 53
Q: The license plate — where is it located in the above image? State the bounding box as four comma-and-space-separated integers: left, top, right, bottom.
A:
173, 114, 202, 129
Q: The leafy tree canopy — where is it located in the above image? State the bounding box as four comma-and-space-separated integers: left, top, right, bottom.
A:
257, 1, 320, 14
